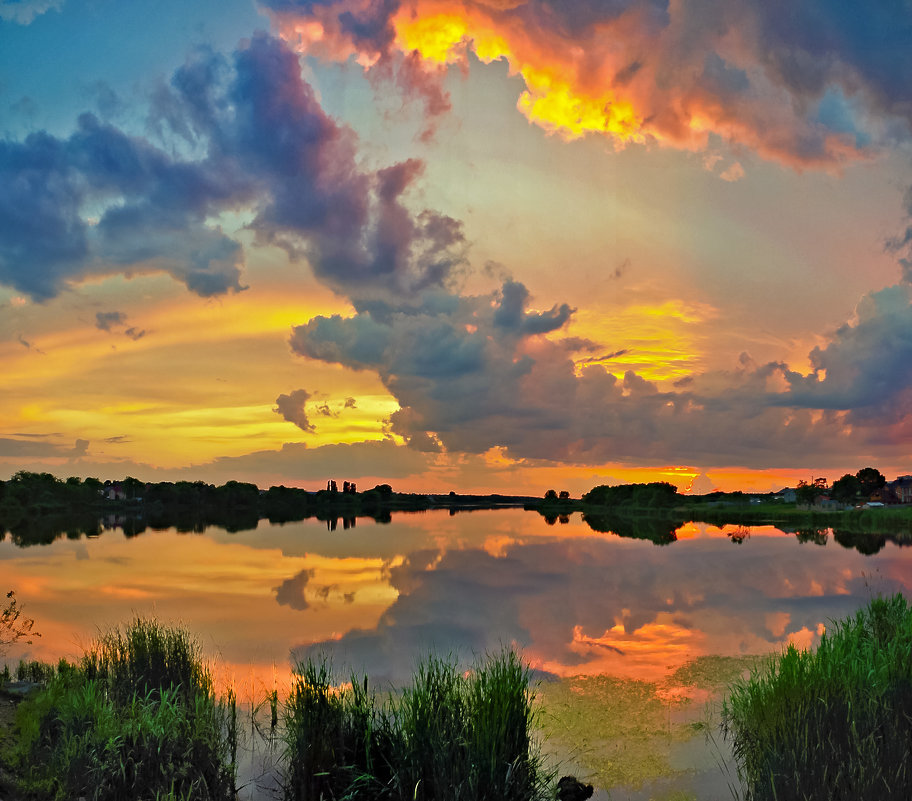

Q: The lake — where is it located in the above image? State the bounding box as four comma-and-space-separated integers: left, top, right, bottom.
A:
3, 509, 911, 799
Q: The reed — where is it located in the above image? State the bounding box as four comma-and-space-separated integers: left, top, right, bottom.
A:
722, 594, 912, 800
463, 649, 538, 801
281, 650, 548, 801
80, 617, 213, 708
7, 619, 236, 801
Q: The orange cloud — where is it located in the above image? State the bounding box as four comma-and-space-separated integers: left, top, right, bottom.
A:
267, 0, 874, 169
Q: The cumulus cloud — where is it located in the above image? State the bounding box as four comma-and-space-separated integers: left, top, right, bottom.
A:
288, 262, 912, 469
0, 33, 464, 304
0, 111, 248, 301
686, 472, 717, 495
261, 0, 912, 169
262, 0, 452, 137
274, 388, 316, 432
291, 280, 584, 454
778, 285, 912, 424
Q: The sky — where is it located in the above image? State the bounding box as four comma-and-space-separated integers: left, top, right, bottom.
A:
2, 0, 912, 495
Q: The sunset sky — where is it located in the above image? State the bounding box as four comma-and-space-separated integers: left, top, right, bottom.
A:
2, 0, 912, 495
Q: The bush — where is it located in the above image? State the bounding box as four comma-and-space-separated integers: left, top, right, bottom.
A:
722, 594, 912, 800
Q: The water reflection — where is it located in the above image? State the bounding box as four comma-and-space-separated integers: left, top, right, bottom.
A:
2, 510, 911, 689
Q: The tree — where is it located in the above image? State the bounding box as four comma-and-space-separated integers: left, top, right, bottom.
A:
796, 478, 828, 505
1, 591, 39, 653
122, 476, 144, 500
544, 489, 558, 501
830, 473, 860, 504
856, 467, 886, 497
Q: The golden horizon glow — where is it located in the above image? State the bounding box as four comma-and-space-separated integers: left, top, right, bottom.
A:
0, 280, 404, 467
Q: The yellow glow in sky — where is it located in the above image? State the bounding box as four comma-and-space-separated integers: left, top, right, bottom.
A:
567, 300, 716, 384
0, 282, 399, 468
392, 8, 645, 144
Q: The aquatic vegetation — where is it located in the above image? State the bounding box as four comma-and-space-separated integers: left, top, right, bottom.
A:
538, 656, 757, 794
6, 619, 236, 801
722, 594, 912, 800
282, 650, 549, 801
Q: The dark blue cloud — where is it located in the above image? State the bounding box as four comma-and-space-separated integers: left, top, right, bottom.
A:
494, 280, 574, 335
779, 286, 912, 421
0, 32, 464, 302
753, 0, 912, 118
0, 110, 248, 300
0, 131, 90, 300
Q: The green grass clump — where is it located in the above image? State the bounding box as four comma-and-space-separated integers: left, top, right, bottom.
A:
282, 650, 548, 801
80, 617, 213, 708
6, 619, 235, 801
722, 594, 912, 800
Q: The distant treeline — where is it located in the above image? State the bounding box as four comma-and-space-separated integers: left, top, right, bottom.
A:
0, 471, 536, 548
5, 472, 912, 553
529, 480, 912, 551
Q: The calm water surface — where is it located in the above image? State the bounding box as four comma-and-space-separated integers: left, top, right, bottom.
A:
3, 509, 910, 798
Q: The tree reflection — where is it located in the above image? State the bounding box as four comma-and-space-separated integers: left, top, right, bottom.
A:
581, 513, 680, 544
833, 529, 887, 555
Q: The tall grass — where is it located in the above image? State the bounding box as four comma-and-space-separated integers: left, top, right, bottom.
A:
282, 658, 370, 800
7, 619, 236, 801
722, 594, 912, 801
81, 617, 213, 707
282, 650, 548, 801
